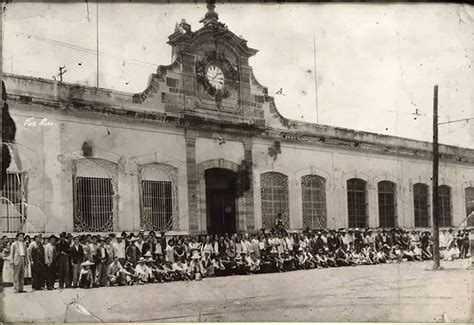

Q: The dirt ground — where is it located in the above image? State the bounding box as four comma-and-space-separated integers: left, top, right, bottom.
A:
1, 258, 472, 322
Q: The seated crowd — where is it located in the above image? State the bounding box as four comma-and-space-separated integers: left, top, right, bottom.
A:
0, 226, 471, 292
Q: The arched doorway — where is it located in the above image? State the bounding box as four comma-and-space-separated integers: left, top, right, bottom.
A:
205, 168, 237, 234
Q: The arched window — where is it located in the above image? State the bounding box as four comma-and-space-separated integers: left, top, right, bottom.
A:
74, 158, 117, 232
413, 183, 430, 228
347, 178, 367, 228
378, 181, 396, 228
261, 172, 289, 229
1, 172, 27, 233
466, 187, 474, 227
439, 185, 452, 227
139, 163, 178, 231
301, 175, 327, 228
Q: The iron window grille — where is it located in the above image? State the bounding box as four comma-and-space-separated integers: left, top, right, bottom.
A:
1, 172, 27, 233
438, 185, 452, 227
75, 177, 114, 232
139, 164, 178, 232
73, 158, 117, 232
465, 187, 474, 227
261, 172, 289, 229
377, 181, 397, 228
413, 183, 430, 228
347, 178, 368, 228
301, 175, 327, 229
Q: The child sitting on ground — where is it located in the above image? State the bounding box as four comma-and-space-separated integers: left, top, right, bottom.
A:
79, 261, 94, 289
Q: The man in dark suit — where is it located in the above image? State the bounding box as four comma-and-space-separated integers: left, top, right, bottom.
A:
44, 235, 57, 290
30, 235, 46, 290
142, 231, 157, 258
70, 236, 84, 288
312, 232, 325, 253
56, 232, 71, 289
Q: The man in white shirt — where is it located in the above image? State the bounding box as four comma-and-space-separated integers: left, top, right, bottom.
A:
245, 250, 261, 273
113, 236, 126, 266
135, 258, 153, 283
439, 229, 448, 249
241, 233, 251, 255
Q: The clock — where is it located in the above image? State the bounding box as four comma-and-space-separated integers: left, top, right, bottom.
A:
206, 65, 225, 90
196, 51, 239, 100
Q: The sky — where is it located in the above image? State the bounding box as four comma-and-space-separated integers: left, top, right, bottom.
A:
2, 2, 474, 148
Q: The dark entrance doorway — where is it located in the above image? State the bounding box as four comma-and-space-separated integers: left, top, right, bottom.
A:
205, 168, 237, 235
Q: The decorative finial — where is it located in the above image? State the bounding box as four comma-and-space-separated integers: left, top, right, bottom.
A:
200, 0, 219, 25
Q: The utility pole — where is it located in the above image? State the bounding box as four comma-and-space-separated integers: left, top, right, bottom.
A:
432, 85, 440, 270
96, 0, 99, 88
58, 66, 67, 82
313, 34, 319, 124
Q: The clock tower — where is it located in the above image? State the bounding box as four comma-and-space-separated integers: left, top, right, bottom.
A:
163, 1, 266, 125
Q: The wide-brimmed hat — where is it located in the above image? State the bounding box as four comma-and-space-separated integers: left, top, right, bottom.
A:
49, 234, 58, 240
191, 251, 201, 259
130, 237, 139, 241
144, 251, 153, 258
81, 261, 94, 266
138, 257, 147, 263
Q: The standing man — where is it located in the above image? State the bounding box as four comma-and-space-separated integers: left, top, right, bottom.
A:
94, 237, 109, 287
10, 232, 30, 293
44, 235, 57, 290
30, 235, 46, 291
70, 236, 84, 288
56, 232, 71, 289
113, 235, 126, 266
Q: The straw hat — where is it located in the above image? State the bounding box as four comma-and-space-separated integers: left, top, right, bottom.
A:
191, 251, 201, 259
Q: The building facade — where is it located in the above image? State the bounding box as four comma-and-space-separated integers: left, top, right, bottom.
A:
2, 5, 474, 234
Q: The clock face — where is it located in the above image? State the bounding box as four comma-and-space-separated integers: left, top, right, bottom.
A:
206, 65, 225, 90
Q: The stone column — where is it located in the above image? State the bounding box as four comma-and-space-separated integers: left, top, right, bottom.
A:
185, 131, 199, 233
243, 140, 255, 232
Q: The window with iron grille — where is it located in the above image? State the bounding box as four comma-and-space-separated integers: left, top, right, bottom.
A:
142, 180, 173, 231
347, 178, 367, 228
439, 185, 452, 227
413, 183, 430, 227
73, 158, 117, 232
75, 177, 114, 232
466, 187, 474, 227
139, 164, 177, 231
378, 181, 396, 228
301, 175, 327, 228
1, 172, 27, 233
261, 172, 289, 229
